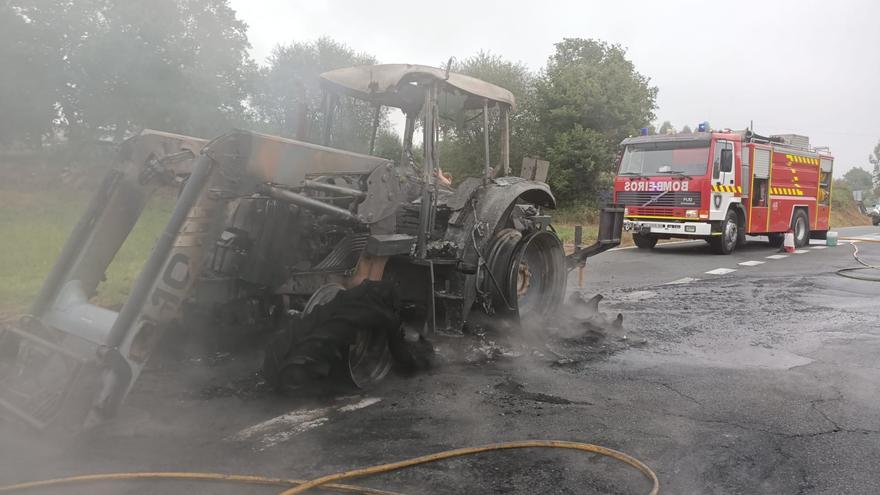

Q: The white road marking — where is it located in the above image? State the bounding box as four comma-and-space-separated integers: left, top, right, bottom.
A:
228, 397, 381, 450
738, 260, 765, 266
810, 246, 827, 250
665, 277, 700, 285
766, 254, 788, 259
705, 268, 736, 275
793, 249, 809, 254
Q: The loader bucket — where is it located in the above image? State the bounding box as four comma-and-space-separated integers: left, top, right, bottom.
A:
0, 320, 102, 430
0, 130, 216, 432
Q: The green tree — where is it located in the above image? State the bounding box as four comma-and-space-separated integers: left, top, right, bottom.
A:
535, 38, 657, 203
0, 1, 69, 148
844, 166, 875, 204
436, 51, 537, 182
658, 121, 675, 135
870, 140, 880, 195
680, 124, 693, 134
544, 125, 616, 203
844, 167, 874, 192
62, 0, 255, 141
373, 128, 403, 162
250, 37, 382, 152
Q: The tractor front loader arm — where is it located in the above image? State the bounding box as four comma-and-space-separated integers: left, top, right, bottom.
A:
0, 130, 227, 432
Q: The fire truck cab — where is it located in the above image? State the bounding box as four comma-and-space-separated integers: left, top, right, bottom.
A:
614, 129, 833, 254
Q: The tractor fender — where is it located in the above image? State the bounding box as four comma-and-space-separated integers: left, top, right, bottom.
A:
442, 176, 555, 324
444, 176, 555, 260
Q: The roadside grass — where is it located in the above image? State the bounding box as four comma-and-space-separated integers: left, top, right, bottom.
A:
0, 188, 173, 315
553, 203, 634, 248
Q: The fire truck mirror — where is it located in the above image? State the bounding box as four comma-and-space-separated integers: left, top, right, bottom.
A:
720, 148, 733, 173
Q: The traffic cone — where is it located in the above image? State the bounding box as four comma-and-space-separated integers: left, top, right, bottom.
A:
782, 230, 796, 253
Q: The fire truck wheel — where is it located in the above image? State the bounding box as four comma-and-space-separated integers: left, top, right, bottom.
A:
735, 213, 747, 248
710, 210, 738, 254
632, 233, 658, 249
792, 210, 810, 247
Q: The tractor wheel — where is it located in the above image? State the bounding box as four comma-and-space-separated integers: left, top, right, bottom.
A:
792, 210, 810, 248
303, 284, 392, 389
485, 229, 566, 330
632, 233, 658, 249
507, 230, 567, 326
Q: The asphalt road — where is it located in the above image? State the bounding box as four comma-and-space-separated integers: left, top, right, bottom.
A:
2, 225, 880, 494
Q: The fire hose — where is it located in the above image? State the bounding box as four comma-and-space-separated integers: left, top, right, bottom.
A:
0, 440, 659, 495
836, 239, 880, 282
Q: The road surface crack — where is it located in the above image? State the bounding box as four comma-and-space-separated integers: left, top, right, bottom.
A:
650, 380, 703, 406
661, 411, 880, 439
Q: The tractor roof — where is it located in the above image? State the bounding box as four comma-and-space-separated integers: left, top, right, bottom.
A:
319, 64, 516, 112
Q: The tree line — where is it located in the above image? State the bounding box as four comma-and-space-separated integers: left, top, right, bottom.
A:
845, 141, 880, 205
1, 0, 660, 203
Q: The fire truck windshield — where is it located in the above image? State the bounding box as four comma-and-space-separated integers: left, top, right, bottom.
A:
619, 141, 710, 177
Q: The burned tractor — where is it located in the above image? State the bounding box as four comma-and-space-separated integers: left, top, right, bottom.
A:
0, 64, 623, 431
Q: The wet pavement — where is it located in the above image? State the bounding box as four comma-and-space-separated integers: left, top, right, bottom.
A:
2, 226, 879, 494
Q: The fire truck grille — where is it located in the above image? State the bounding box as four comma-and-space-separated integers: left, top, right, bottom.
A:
627, 206, 675, 217
615, 191, 701, 207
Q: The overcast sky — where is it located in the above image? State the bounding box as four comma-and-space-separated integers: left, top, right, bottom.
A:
230, 0, 880, 177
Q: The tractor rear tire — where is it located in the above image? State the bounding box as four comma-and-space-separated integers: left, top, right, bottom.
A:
633, 233, 658, 249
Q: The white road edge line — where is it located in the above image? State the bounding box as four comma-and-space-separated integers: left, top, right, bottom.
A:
793, 249, 809, 254
766, 254, 788, 259
810, 246, 827, 250
665, 277, 700, 285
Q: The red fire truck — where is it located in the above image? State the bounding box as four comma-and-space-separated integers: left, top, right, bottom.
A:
613, 129, 833, 254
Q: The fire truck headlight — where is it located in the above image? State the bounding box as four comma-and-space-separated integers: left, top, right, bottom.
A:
685, 209, 698, 218
624, 207, 630, 216
699, 210, 709, 219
